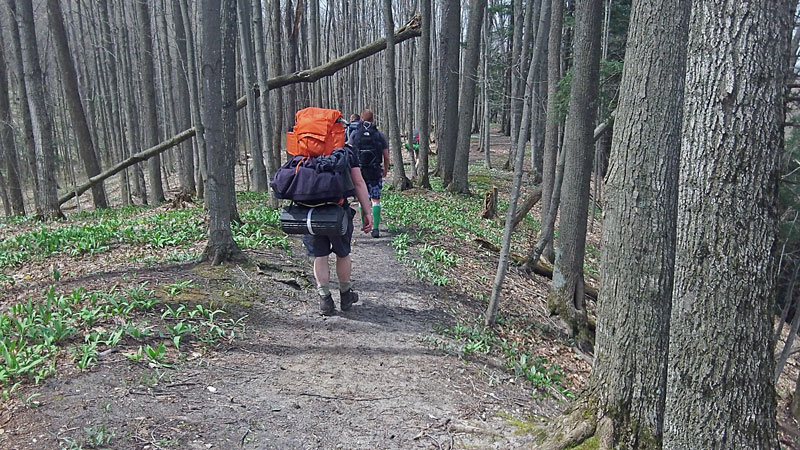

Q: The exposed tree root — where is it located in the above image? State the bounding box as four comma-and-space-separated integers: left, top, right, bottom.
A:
201, 242, 247, 265
535, 399, 612, 450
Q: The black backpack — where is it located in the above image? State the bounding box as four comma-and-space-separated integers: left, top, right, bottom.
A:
353, 122, 382, 182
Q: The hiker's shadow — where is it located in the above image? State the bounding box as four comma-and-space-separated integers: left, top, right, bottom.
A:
336, 298, 451, 334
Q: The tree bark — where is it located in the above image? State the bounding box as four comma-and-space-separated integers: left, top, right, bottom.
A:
451, 0, 487, 194
663, 1, 792, 447
200, 0, 244, 265
547, 0, 601, 353
13, 0, 63, 220
47, 0, 108, 209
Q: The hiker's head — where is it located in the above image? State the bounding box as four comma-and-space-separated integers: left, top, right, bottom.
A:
360, 109, 374, 124
350, 113, 360, 122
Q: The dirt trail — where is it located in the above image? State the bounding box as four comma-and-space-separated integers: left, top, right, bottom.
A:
5, 228, 552, 449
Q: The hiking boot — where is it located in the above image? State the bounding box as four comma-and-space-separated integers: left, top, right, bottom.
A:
340, 289, 359, 311
371, 228, 380, 238
319, 294, 335, 316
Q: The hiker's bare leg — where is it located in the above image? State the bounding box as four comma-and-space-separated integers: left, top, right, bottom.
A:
313, 256, 331, 296
335, 255, 352, 285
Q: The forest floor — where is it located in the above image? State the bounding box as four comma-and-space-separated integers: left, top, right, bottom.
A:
1, 130, 799, 449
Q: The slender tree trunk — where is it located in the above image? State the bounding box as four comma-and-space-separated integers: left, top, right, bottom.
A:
451, 0, 487, 194
237, 0, 267, 192
14, 0, 63, 220
0, 37, 25, 215
482, 3, 491, 169
47, 0, 108, 209
416, 0, 432, 189
4, 0, 39, 210
136, 0, 165, 204
382, 0, 411, 191
172, 0, 196, 196
200, 0, 244, 264
253, 0, 277, 207
179, 0, 206, 200
547, 0, 602, 353
485, 0, 552, 326
270, 0, 285, 168
663, 1, 792, 447
436, 0, 460, 185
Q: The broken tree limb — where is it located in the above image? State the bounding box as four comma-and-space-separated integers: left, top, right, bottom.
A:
59, 128, 197, 205
511, 187, 542, 229
236, 15, 421, 110
60, 17, 421, 207
474, 237, 599, 300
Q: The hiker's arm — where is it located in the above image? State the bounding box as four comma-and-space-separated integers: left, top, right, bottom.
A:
351, 167, 373, 233
382, 147, 391, 177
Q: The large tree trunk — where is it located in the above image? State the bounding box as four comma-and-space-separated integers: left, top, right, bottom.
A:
662, 1, 792, 447
547, 0, 602, 353
0, 36, 25, 215
200, 0, 244, 265
47, 0, 108, 210
541, 1, 690, 448
136, 0, 165, 204
450, 0, 487, 194
382, 0, 411, 191
14, 0, 63, 220
436, 0, 460, 185
416, 0, 432, 189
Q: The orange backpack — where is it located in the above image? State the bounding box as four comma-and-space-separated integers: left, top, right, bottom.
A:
286, 107, 346, 157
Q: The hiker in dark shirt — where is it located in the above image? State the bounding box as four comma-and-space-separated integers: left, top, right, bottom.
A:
349, 109, 390, 238
302, 146, 373, 316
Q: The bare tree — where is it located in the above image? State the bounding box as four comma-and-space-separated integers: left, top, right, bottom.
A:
237, 0, 268, 192
450, 0, 487, 194
547, 0, 602, 352
0, 36, 24, 215
47, 0, 108, 209
200, 0, 244, 264
252, 0, 277, 207
13, 0, 63, 220
382, 0, 412, 190
136, 0, 166, 204
416, 0, 432, 189
436, 0, 460, 184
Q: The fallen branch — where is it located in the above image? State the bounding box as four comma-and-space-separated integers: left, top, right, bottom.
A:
474, 237, 598, 300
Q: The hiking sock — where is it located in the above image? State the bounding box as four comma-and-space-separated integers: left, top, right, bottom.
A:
340, 281, 353, 293
317, 283, 331, 297
372, 204, 381, 230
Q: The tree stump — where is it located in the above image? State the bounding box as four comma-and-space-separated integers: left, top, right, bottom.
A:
481, 187, 498, 219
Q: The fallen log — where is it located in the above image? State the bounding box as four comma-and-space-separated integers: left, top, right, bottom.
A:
60, 17, 422, 206
474, 237, 599, 300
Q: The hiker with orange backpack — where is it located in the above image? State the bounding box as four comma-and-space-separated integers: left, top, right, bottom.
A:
349, 109, 390, 238
271, 107, 373, 316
